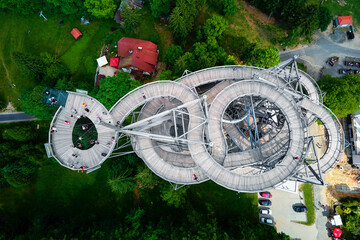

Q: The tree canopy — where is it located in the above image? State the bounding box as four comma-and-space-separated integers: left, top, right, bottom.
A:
318, 6, 332, 32
84, 0, 116, 19
164, 45, 183, 67
338, 198, 360, 237
170, 0, 199, 42
121, 4, 141, 33
318, 74, 360, 117
222, 0, 236, 16
244, 44, 280, 68
203, 15, 228, 39
21, 86, 55, 120
150, 0, 171, 18
95, 72, 141, 109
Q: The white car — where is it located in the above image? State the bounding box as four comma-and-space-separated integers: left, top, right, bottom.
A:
260, 209, 272, 215
260, 217, 273, 225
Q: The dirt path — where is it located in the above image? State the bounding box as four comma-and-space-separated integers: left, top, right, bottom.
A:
1, 58, 12, 84
241, 1, 276, 24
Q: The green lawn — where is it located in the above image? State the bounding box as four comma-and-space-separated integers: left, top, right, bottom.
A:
0, 11, 118, 110
299, 183, 316, 225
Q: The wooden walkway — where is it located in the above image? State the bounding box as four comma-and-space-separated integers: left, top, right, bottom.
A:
48, 65, 344, 191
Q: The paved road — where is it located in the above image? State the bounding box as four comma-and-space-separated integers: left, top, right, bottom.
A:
280, 34, 360, 65
0, 112, 37, 123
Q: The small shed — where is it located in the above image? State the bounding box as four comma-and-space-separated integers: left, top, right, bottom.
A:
96, 56, 108, 67
110, 58, 119, 67
334, 16, 353, 28
71, 28, 82, 40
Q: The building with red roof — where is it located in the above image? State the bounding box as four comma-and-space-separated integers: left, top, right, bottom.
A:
117, 37, 159, 75
334, 16, 353, 28
71, 28, 82, 40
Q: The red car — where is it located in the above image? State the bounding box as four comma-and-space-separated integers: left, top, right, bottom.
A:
259, 192, 272, 198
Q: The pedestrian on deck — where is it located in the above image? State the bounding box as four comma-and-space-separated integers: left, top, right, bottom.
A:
294, 157, 300, 160
65, 120, 70, 124
142, 93, 146, 99
82, 103, 87, 107
90, 139, 95, 144
95, 141, 99, 144
193, 174, 198, 181
85, 108, 90, 112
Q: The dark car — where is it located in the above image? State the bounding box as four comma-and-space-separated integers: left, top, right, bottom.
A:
259, 199, 272, 206
347, 30, 355, 40
339, 69, 348, 74
259, 192, 272, 198
345, 61, 354, 66
293, 205, 308, 213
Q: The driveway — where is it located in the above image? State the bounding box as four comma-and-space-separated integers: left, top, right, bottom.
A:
0, 112, 36, 123
271, 189, 317, 240
280, 32, 360, 67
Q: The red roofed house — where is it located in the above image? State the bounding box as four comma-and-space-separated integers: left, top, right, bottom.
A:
71, 28, 82, 40
118, 37, 159, 75
334, 16, 353, 28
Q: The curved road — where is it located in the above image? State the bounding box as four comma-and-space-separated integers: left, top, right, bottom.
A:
280, 34, 360, 64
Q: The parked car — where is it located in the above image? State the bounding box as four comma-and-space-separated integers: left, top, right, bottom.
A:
327, 56, 339, 66
259, 192, 272, 198
339, 69, 348, 74
293, 205, 308, 213
347, 30, 355, 40
260, 217, 273, 225
339, 69, 359, 74
259, 199, 272, 206
259, 209, 272, 215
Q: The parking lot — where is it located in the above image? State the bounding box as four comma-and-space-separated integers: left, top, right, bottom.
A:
264, 189, 319, 240
322, 55, 360, 78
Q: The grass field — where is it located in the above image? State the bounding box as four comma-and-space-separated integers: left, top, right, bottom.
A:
307, 0, 360, 28
0, 8, 172, 111
0, 11, 117, 110
299, 183, 316, 225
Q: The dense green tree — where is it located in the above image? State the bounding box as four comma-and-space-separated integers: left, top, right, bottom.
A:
0, 0, 43, 14
222, 0, 236, 16
158, 70, 174, 80
224, 55, 237, 65
339, 198, 360, 237
169, 0, 199, 42
84, 0, 116, 19
150, 0, 171, 18
95, 72, 141, 109
121, 4, 141, 33
2, 161, 37, 188
12, 52, 45, 81
245, 44, 280, 68
21, 86, 55, 120
108, 168, 136, 194
318, 74, 360, 117
318, 6, 332, 32
160, 184, 189, 208
45, 0, 87, 16
164, 45, 183, 67
136, 166, 160, 189
203, 15, 228, 39
174, 52, 195, 76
